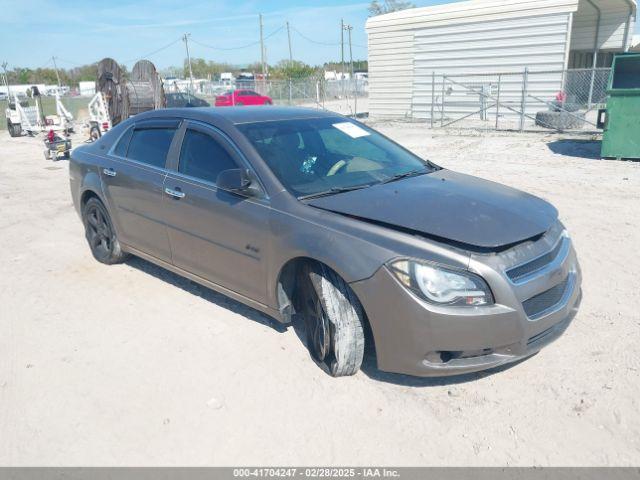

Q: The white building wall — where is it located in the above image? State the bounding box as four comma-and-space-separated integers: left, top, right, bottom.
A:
0, 84, 46, 96
78, 81, 96, 96
411, 11, 574, 120
366, 0, 635, 120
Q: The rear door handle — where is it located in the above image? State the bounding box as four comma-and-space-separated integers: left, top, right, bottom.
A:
165, 187, 186, 199
103, 168, 116, 177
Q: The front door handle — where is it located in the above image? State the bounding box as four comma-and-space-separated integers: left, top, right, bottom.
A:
165, 187, 186, 199
103, 168, 117, 177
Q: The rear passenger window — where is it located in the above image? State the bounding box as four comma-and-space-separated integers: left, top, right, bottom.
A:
113, 127, 133, 157
127, 128, 176, 168
179, 129, 237, 184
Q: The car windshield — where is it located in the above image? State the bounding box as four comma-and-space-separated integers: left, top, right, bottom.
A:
236, 117, 436, 198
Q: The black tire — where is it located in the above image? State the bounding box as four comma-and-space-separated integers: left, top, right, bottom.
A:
298, 263, 365, 377
89, 125, 101, 142
8, 121, 22, 137
82, 198, 129, 265
535, 111, 586, 131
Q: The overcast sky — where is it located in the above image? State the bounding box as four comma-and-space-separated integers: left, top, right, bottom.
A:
1, 0, 638, 71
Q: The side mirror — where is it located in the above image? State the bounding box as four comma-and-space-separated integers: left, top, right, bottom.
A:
217, 168, 253, 194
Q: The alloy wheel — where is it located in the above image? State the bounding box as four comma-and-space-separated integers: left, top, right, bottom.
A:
85, 205, 114, 259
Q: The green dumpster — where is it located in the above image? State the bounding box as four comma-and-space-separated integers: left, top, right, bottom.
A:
600, 53, 640, 160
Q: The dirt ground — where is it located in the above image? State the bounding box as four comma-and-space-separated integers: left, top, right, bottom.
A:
0, 123, 639, 466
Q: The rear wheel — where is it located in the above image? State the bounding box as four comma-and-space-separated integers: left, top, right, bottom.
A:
82, 198, 129, 265
8, 121, 22, 137
298, 263, 365, 377
89, 125, 101, 142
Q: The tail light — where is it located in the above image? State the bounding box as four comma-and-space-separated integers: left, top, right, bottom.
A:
102, 122, 109, 131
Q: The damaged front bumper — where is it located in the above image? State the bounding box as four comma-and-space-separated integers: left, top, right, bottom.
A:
350, 228, 582, 378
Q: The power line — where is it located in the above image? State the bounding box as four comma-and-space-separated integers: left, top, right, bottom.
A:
11, 21, 363, 74
123, 37, 182, 64
54, 57, 85, 67
190, 25, 285, 51
290, 25, 366, 49
34, 58, 53, 69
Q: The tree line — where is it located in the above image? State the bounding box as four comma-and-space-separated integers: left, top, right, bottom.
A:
2, 59, 368, 86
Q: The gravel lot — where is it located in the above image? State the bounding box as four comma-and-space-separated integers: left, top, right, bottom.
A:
1, 124, 639, 466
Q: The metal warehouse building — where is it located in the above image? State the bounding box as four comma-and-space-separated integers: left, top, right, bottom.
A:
365, 0, 637, 121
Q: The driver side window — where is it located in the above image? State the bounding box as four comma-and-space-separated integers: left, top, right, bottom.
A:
178, 129, 238, 185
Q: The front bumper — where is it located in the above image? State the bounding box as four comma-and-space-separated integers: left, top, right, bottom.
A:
350, 232, 582, 377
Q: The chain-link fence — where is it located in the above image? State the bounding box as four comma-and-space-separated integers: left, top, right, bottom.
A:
186, 78, 368, 118
256, 78, 368, 117
411, 67, 610, 132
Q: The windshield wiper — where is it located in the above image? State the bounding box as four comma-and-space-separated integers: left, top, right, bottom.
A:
380, 168, 430, 185
298, 184, 373, 200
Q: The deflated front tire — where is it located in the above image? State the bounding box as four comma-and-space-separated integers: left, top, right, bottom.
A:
298, 262, 366, 377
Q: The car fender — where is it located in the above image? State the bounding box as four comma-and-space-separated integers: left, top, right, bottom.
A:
267, 208, 396, 316
78, 169, 108, 212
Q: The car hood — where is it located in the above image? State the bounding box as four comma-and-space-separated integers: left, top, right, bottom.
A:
306, 170, 558, 250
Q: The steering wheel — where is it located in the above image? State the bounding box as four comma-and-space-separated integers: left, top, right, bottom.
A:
326, 159, 349, 177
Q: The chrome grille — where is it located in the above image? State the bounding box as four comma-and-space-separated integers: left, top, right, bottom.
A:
523, 277, 569, 320
507, 238, 565, 282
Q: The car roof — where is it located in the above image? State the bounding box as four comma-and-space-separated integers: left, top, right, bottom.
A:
131, 106, 342, 126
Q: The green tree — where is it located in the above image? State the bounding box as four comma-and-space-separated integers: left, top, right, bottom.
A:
270, 60, 319, 80
323, 60, 368, 72
182, 58, 238, 80
368, 0, 415, 16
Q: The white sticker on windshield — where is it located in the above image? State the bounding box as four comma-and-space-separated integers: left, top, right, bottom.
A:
332, 122, 370, 139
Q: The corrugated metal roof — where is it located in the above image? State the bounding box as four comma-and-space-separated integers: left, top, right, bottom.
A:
366, 0, 581, 31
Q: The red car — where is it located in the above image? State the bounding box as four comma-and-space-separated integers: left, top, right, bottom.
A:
215, 89, 273, 107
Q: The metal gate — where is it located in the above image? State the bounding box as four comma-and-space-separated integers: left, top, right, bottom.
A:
415, 68, 610, 132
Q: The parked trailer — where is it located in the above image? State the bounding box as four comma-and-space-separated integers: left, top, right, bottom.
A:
87, 91, 112, 141
5, 89, 74, 137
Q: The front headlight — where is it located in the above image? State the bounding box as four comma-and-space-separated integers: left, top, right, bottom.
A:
389, 260, 494, 306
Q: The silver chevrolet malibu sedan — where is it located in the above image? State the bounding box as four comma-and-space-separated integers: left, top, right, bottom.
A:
69, 107, 582, 378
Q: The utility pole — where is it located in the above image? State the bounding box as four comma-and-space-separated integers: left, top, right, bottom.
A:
1, 61, 11, 99
344, 24, 356, 116
286, 21, 293, 104
259, 14, 266, 80
52, 56, 61, 87
182, 33, 194, 96
340, 18, 345, 98
286, 21, 293, 66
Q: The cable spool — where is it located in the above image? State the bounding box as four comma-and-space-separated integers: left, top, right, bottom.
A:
96, 57, 128, 126
127, 60, 166, 116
